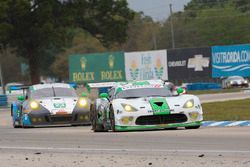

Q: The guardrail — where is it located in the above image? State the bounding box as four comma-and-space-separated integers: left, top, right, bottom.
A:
0, 94, 8, 106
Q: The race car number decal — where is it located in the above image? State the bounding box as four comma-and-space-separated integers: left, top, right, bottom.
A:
53, 103, 66, 108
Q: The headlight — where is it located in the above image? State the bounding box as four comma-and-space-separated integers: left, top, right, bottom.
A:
120, 116, 134, 125
189, 112, 199, 120
183, 99, 194, 108
78, 98, 88, 107
244, 80, 248, 83
121, 103, 138, 112
29, 100, 40, 110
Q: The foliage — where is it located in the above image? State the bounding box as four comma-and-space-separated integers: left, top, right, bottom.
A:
158, 0, 250, 49
0, 0, 134, 84
51, 12, 161, 80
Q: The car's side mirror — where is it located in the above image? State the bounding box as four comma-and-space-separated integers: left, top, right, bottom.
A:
99, 93, 109, 99
81, 92, 88, 97
17, 95, 25, 101
176, 87, 184, 95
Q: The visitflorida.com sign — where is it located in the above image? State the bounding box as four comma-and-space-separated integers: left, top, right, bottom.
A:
212, 44, 250, 78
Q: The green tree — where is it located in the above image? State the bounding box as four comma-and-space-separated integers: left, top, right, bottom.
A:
0, 0, 134, 84
158, 0, 250, 48
51, 12, 160, 80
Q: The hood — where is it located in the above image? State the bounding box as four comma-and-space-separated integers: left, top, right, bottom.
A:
36, 97, 78, 115
113, 94, 196, 111
112, 94, 198, 110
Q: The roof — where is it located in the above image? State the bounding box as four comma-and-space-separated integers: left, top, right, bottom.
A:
30, 83, 71, 90
115, 80, 165, 90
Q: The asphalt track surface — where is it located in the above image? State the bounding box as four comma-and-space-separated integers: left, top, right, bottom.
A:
0, 92, 250, 167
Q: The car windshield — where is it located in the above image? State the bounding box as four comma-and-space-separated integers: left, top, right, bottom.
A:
30, 87, 78, 99
228, 76, 243, 80
115, 88, 172, 99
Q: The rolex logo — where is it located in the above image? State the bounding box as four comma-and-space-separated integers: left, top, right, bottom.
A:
108, 55, 114, 69
80, 57, 87, 71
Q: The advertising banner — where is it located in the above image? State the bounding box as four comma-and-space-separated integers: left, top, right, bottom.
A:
69, 52, 125, 83
167, 47, 211, 81
125, 50, 168, 80
212, 44, 250, 78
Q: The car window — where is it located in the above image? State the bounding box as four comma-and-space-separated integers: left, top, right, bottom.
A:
54, 87, 78, 97
30, 88, 54, 99
228, 76, 243, 80
30, 87, 77, 99
115, 88, 172, 99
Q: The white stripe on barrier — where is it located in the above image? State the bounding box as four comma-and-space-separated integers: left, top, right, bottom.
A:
226, 121, 246, 126
208, 122, 225, 126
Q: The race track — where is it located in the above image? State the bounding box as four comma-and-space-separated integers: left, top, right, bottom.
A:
1, 108, 250, 167
197, 91, 250, 103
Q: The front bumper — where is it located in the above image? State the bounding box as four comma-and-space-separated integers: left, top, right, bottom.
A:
230, 83, 248, 87
115, 121, 202, 131
24, 111, 90, 126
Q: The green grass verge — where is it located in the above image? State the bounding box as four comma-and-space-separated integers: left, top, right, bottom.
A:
189, 88, 242, 95
202, 98, 250, 121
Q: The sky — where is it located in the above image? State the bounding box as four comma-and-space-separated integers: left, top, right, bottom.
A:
127, 0, 191, 21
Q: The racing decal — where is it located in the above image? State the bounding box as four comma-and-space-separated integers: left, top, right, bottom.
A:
53, 103, 66, 108
149, 98, 170, 115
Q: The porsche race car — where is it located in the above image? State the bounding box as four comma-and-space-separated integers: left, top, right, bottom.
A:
11, 83, 91, 128
90, 80, 203, 132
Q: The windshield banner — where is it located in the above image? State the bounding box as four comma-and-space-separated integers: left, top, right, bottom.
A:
212, 44, 250, 78
125, 50, 168, 80
69, 52, 125, 83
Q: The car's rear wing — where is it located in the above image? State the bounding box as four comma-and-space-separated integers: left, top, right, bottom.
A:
87, 82, 118, 94
87, 82, 117, 88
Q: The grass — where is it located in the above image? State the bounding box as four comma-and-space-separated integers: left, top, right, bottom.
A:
189, 88, 242, 95
202, 98, 250, 121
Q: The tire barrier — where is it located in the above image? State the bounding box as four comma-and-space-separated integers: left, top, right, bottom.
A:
186, 83, 221, 91
0, 94, 8, 106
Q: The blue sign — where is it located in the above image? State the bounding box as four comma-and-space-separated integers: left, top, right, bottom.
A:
212, 44, 250, 78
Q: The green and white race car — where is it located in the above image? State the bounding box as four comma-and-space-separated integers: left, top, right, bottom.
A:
90, 80, 203, 132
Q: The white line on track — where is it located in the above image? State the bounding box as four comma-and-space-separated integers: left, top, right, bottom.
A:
1, 146, 250, 154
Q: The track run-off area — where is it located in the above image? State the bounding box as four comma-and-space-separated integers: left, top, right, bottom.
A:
1, 92, 250, 167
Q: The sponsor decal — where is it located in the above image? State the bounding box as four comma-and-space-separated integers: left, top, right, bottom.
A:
149, 98, 170, 115
154, 58, 164, 79
80, 57, 87, 71
53, 103, 66, 108
69, 52, 125, 83
168, 60, 186, 67
125, 50, 168, 80
212, 44, 250, 77
129, 60, 139, 80
188, 54, 210, 71
108, 54, 115, 69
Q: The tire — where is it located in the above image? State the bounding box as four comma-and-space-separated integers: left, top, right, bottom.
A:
20, 116, 31, 128
109, 106, 116, 132
185, 125, 200, 129
12, 120, 21, 128
91, 104, 105, 132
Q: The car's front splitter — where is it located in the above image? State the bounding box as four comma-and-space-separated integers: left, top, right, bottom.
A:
115, 121, 202, 131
